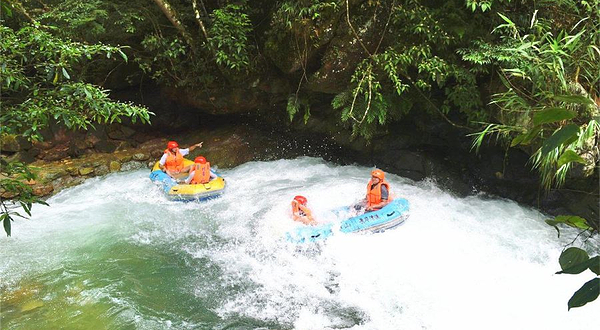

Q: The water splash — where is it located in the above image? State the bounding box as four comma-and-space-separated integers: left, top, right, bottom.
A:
1, 157, 598, 329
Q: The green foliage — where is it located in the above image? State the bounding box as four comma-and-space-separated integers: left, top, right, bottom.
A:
0, 24, 152, 140
568, 278, 600, 310
209, 3, 253, 72
0, 159, 48, 237
546, 216, 599, 310
464, 2, 600, 190
0, 23, 152, 236
38, 0, 109, 41
330, 0, 488, 139
287, 95, 312, 124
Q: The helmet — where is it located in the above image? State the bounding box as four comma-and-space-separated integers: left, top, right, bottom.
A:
194, 156, 207, 164
167, 141, 179, 149
293, 195, 307, 205
371, 169, 385, 180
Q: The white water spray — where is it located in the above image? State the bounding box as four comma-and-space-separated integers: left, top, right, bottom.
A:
1, 157, 598, 330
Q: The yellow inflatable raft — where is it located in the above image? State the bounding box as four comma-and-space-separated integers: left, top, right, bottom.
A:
149, 159, 226, 201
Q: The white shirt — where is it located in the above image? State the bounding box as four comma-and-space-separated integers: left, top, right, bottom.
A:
159, 148, 189, 166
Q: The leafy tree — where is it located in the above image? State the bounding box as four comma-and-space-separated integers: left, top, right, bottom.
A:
464, 1, 599, 190
0, 7, 152, 236
327, 0, 487, 139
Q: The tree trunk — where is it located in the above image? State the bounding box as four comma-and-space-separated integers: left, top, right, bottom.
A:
151, 0, 196, 50
192, 0, 209, 42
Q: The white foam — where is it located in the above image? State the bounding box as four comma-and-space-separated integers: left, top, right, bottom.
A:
1, 157, 597, 329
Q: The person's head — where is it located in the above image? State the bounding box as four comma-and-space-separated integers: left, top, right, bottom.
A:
194, 156, 207, 164
371, 169, 385, 183
167, 141, 179, 152
293, 195, 308, 206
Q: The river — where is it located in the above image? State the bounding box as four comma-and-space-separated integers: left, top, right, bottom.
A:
1, 157, 598, 329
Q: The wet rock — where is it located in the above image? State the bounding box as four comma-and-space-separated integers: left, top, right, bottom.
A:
68, 139, 89, 158
109, 161, 121, 172
95, 164, 109, 176
115, 141, 134, 151
52, 176, 85, 192
388, 151, 427, 181
32, 184, 54, 196
107, 124, 136, 140
94, 140, 117, 153
0, 134, 20, 152
40, 169, 68, 181
79, 167, 94, 176
118, 154, 132, 163
132, 153, 149, 161
121, 161, 143, 171
16, 136, 32, 151
32, 140, 53, 150
66, 167, 79, 176
0, 189, 18, 198
85, 133, 100, 148
8, 150, 38, 163
53, 127, 71, 144
38, 144, 69, 161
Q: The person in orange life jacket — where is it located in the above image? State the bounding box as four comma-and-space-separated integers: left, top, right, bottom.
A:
159, 140, 203, 178
354, 169, 391, 212
184, 156, 217, 184
291, 195, 316, 225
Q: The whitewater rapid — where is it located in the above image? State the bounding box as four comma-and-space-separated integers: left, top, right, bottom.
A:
1, 157, 598, 329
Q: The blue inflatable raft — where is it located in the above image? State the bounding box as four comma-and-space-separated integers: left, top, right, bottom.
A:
286, 198, 410, 243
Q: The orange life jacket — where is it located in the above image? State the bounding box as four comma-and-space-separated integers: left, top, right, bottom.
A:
164, 149, 184, 172
291, 201, 314, 224
366, 180, 391, 209
190, 162, 211, 184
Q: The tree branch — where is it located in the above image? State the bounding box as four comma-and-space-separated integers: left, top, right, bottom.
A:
151, 0, 196, 50
191, 0, 209, 41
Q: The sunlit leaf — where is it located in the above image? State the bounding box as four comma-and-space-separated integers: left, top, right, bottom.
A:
533, 108, 576, 126
61, 67, 70, 80
557, 150, 587, 168
553, 215, 592, 230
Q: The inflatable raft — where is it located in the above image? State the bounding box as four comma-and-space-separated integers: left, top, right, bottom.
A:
149, 159, 226, 201
286, 198, 410, 243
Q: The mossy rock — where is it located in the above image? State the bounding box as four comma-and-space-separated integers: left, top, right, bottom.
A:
109, 161, 121, 172
79, 167, 95, 176
0, 134, 21, 152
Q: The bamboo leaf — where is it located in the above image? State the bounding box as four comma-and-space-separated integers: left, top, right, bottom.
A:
533, 108, 576, 126
3, 215, 11, 237
557, 150, 587, 168
553, 95, 594, 105
61, 67, 70, 80
512, 127, 541, 147
541, 124, 579, 155
498, 13, 514, 25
